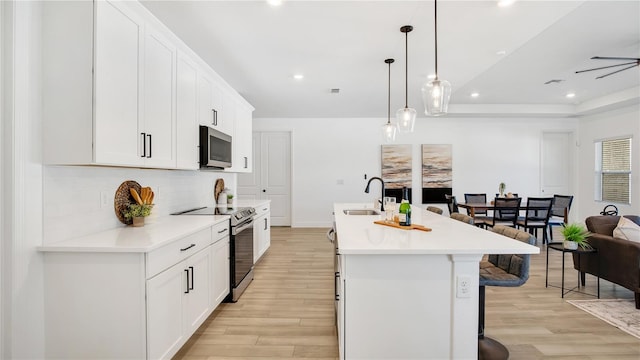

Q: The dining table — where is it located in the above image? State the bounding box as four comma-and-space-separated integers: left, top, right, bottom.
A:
457, 201, 558, 218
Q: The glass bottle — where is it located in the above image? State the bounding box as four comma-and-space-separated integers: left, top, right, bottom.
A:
398, 187, 411, 226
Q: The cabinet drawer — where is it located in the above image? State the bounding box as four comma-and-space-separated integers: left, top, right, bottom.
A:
147, 227, 212, 278
212, 221, 230, 243
254, 203, 270, 217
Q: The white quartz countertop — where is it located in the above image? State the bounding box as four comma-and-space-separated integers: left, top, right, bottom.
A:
38, 215, 229, 253
334, 203, 540, 255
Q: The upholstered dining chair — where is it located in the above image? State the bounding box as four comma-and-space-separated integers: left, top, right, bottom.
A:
464, 193, 488, 228
426, 206, 443, 215
445, 194, 459, 214
479, 225, 536, 359
548, 194, 574, 241
516, 197, 553, 244
483, 197, 521, 229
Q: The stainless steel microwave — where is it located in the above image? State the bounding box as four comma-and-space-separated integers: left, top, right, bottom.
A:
199, 125, 232, 169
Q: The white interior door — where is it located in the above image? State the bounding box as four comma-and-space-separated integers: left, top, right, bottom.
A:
541, 131, 572, 197
238, 132, 291, 226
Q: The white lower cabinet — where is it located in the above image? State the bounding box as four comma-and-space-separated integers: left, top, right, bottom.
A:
43, 221, 230, 360
253, 202, 271, 263
147, 257, 189, 360
211, 226, 231, 307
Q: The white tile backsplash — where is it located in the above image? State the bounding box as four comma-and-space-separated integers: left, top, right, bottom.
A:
43, 166, 236, 244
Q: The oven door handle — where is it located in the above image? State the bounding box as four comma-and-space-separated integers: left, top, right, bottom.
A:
234, 218, 254, 234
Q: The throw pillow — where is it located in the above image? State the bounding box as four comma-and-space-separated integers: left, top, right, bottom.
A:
613, 216, 640, 242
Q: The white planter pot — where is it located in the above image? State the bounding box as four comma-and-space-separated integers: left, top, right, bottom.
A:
563, 240, 578, 250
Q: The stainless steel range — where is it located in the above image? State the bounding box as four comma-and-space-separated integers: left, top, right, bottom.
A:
173, 206, 256, 302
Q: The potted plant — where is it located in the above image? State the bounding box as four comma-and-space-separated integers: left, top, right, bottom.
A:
561, 223, 592, 250
123, 203, 153, 227
124, 186, 155, 227
498, 182, 506, 197
227, 193, 234, 206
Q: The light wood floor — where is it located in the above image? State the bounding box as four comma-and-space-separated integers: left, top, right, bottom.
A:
174, 227, 640, 359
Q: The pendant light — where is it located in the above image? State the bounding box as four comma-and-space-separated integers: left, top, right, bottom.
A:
382, 58, 397, 143
396, 25, 417, 133
422, 0, 451, 116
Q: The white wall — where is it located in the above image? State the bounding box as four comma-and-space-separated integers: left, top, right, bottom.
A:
254, 116, 578, 227
2, 1, 45, 357
576, 104, 640, 219
43, 166, 235, 244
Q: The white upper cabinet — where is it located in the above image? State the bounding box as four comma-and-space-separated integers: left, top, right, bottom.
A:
142, 26, 177, 168
93, 0, 144, 166
42, 0, 252, 171
198, 73, 216, 128
226, 99, 253, 173
176, 52, 199, 170
198, 71, 233, 136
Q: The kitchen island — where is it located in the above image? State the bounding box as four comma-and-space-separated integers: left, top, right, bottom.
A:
333, 203, 539, 360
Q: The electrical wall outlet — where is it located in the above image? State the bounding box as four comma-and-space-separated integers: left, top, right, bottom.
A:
456, 275, 472, 298
100, 192, 109, 208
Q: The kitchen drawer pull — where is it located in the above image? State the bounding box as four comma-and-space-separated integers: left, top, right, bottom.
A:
218, 228, 228, 234
264, 218, 268, 230
180, 243, 196, 252
184, 269, 190, 294
244, 156, 248, 168
212, 109, 217, 126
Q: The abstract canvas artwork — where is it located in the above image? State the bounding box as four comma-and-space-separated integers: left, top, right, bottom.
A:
421, 144, 452, 203
381, 144, 412, 190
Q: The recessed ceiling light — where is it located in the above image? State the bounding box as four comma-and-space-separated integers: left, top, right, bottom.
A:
267, 0, 283, 6
566, 92, 576, 98
293, 74, 304, 80
497, 0, 516, 7
496, 50, 507, 56
427, 74, 436, 80
471, 92, 480, 98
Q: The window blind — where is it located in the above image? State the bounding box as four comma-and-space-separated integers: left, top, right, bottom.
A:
600, 138, 631, 203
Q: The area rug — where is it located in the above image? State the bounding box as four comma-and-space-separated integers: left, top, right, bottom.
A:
567, 299, 640, 339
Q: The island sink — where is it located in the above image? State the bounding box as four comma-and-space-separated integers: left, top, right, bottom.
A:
342, 209, 380, 215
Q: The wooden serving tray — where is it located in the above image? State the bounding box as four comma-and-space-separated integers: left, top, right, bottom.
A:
374, 220, 432, 232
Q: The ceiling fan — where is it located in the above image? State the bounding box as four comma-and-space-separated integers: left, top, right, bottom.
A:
575, 56, 640, 79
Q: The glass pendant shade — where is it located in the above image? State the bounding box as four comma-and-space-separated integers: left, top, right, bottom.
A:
382, 58, 397, 143
421, 78, 451, 116
382, 122, 397, 142
396, 107, 416, 133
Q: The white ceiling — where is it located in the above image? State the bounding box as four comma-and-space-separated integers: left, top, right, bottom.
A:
140, 0, 640, 118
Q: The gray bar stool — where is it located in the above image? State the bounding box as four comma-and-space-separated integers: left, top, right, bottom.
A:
478, 225, 536, 360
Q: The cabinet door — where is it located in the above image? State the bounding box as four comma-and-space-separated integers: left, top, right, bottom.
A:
147, 262, 185, 360
211, 238, 230, 308
198, 73, 217, 128
94, 0, 144, 166
253, 214, 264, 264
183, 247, 212, 335
176, 52, 199, 170
143, 27, 176, 168
226, 100, 253, 173
219, 91, 235, 136
260, 213, 271, 258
